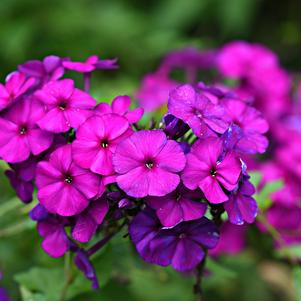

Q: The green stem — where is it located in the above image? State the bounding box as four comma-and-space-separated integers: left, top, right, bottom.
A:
59, 252, 74, 301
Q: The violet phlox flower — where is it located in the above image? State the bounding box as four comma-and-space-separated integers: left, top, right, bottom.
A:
37, 216, 70, 257
18, 55, 65, 85
35, 79, 96, 133
147, 184, 207, 228
168, 84, 229, 137
63, 55, 118, 73
182, 137, 242, 204
224, 176, 257, 225
0, 97, 53, 163
113, 130, 186, 198
0, 72, 35, 111
72, 113, 132, 175
129, 208, 219, 272
71, 196, 109, 243
36, 144, 103, 216
94, 95, 144, 124
222, 97, 269, 154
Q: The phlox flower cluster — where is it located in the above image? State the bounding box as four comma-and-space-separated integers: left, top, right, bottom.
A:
0, 51, 267, 289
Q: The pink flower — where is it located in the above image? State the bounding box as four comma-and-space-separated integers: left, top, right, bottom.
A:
94, 95, 144, 123
35, 79, 96, 133
113, 130, 186, 198
0, 72, 35, 111
36, 145, 103, 216
72, 114, 132, 175
0, 97, 53, 163
182, 137, 241, 203
63, 55, 118, 73
168, 84, 229, 137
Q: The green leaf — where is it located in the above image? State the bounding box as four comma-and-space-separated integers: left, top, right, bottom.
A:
276, 245, 301, 259
249, 171, 262, 188
19, 286, 46, 301
293, 266, 301, 301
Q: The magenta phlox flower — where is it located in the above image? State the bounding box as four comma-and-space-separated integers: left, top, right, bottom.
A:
113, 130, 186, 198
94, 95, 144, 123
36, 145, 103, 216
182, 137, 241, 203
35, 79, 96, 133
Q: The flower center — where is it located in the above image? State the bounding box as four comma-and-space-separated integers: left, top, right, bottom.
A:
210, 168, 217, 177
64, 175, 73, 184
58, 101, 67, 110
145, 160, 154, 169
19, 126, 27, 135
179, 233, 186, 239
101, 139, 109, 148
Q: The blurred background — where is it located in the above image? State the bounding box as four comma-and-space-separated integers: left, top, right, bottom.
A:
1, 0, 301, 300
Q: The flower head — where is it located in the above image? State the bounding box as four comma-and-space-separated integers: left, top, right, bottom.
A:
113, 130, 186, 198
0, 72, 35, 111
72, 113, 132, 175
0, 97, 53, 163
36, 145, 103, 216
182, 137, 241, 203
168, 84, 229, 137
147, 185, 207, 228
129, 208, 219, 271
35, 79, 96, 133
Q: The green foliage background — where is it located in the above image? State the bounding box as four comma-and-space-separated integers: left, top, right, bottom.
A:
1, 0, 301, 300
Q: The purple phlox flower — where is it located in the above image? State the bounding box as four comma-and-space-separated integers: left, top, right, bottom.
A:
71, 196, 109, 243
113, 130, 186, 198
222, 124, 244, 152
129, 208, 219, 272
224, 176, 257, 225
72, 113, 132, 176
0, 288, 11, 301
182, 137, 241, 204
136, 73, 179, 112
35, 79, 96, 133
147, 184, 207, 228
36, 144, 103, 216
0, 97, 54, 163
63, 55, 118, 73
18, 55, 65, 86
0, 72, 35, 111
222, 98, 269, 154
37, 216, 70, 257
74, 251, 99, 289
94, 95, 144, 124
5, 170, 33, 203
4, 156, 38, 203
163, 114, 190, 139
160, 48, 217, 71
30, 204, 49, 221
210, 222, 246, 256
168, 84, 229, 137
